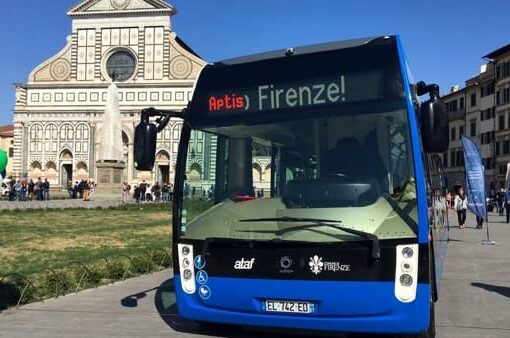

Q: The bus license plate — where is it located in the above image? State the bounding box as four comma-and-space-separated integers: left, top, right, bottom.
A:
264, 300, 314, 314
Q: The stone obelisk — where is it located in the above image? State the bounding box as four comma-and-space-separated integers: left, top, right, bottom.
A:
95, 80, 126, 194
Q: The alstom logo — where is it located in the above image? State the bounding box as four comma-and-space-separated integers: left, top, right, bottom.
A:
234, 258, 255, 270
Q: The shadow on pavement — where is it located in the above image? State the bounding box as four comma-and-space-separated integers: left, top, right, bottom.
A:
115, 277, 396, 338
472, 282, 510, 299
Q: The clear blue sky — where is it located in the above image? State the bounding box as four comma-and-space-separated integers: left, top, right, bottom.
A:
0, 0, 509, 126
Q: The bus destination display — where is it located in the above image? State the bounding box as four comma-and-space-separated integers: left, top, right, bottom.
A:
206, 71, 383, 115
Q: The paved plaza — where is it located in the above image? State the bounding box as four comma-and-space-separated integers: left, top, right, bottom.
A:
0, 211, 509, 338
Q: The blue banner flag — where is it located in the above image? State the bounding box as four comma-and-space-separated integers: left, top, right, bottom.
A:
461, 136, 487, 220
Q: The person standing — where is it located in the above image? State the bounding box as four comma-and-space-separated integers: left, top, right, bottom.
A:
162, 183, 169, 202
153, 182, 161, 202
134, 184, 140, 204
83, 180, 90, 201
497, 188, 505, 216
27, 179, 35, 201
454, 187, 468, 229
33, 177, 41, 201
42, 178, 50, 201
14, 180, 22, 201
432, 189, 446, 229
139, 180, 147, 202
122, 182, 131, 203
446, 191, 452, 209
505, 190, 510, 224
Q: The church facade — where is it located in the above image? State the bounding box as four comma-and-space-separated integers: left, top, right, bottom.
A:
12, 0, 206, 188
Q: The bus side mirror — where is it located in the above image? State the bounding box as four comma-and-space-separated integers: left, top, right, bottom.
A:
417, 82, 449, 153
133, 107, 184, 171
134, 120, 158, 171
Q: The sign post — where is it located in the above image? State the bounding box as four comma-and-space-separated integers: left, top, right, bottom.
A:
461, 136, 495, 245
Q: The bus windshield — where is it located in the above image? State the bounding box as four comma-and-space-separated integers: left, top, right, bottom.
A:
180, 106, 418, 243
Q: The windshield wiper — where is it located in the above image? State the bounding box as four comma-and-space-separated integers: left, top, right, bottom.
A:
239, 216, 381, 260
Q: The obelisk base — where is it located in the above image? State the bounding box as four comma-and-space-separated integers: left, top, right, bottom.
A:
95, 160, 126, 195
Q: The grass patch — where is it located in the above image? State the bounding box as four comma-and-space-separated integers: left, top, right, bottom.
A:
0, 203, 173, 276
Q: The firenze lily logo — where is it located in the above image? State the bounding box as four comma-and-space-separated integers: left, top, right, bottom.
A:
309, 255, 324, 275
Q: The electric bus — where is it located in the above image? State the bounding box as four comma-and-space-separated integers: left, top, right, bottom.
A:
134, 35, 449, 337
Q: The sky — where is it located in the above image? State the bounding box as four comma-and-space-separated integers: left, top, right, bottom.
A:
0, 0, 509, 126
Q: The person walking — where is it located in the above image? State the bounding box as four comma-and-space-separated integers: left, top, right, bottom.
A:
454, 187, 468, 229
122, 182, 131, 203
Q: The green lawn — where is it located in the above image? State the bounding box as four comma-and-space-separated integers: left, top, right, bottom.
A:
0, 204, 173, 276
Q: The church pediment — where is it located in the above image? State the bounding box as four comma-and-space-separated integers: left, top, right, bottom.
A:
68, 0, 176, 17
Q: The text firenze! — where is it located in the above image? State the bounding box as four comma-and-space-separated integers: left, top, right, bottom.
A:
208, 75, 346, 112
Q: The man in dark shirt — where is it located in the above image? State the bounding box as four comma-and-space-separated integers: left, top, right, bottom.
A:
139, 180, 147, 201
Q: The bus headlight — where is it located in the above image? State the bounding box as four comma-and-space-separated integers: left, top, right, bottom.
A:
177, 244, 196, 294
183, 269, 193, 280
400, 274, 413, 287
182, 246, 190, 256
402, 247, 414, 258
394, 244, 418, 303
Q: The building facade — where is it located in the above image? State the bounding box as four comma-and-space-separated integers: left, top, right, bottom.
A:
486, 45, 510, 189
0, 125, 14, 176
441, 45, 509, 191
12, 0, 206, 188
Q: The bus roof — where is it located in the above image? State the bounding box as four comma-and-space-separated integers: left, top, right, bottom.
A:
186, 35, 405, 126
217, 36, 386, 66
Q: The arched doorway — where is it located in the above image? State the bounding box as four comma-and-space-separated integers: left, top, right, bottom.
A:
30, 161, 43, 179
188, 163, 202, 181
45, 161, 57, 184
155, 150, 171, 184
60, 149, 73, 188
76, 161, 89, 181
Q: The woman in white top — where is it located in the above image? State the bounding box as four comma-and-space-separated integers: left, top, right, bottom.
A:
454, 187, 468, 229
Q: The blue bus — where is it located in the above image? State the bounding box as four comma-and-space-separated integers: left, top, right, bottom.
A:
134, 35, 449, 337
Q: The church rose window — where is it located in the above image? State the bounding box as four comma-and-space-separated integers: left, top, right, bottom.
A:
106, 50, 136, 82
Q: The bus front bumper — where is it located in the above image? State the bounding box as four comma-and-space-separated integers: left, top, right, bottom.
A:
175, 277, 431, 334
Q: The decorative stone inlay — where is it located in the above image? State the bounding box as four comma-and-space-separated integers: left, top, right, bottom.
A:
170, 56, 192, 79
110, 0, 131, 10
50, 59, 71, 81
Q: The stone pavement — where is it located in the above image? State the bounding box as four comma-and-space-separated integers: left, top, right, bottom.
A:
0, 191, 131, 210
435, 210, 510, 338
0, 211, 509, 337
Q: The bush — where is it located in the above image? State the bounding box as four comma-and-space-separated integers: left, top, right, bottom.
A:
0, 249, 173, 309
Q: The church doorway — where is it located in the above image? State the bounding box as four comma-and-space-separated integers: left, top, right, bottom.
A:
61, 164, 73, 189
158, 165, 170, 184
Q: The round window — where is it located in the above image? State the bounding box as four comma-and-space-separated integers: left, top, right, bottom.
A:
106, 50, 136, 82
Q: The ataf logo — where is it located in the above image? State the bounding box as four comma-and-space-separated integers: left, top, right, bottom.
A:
234, 258, 255, 270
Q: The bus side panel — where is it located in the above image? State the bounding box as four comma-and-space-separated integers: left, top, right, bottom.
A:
395, 36, 429, 244
175, 277, 431, 334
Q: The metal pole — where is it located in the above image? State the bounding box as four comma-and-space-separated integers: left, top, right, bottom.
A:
482, 212, 496, 245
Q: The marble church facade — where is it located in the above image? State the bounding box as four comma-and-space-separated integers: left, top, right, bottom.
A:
12, 0, 205, 188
